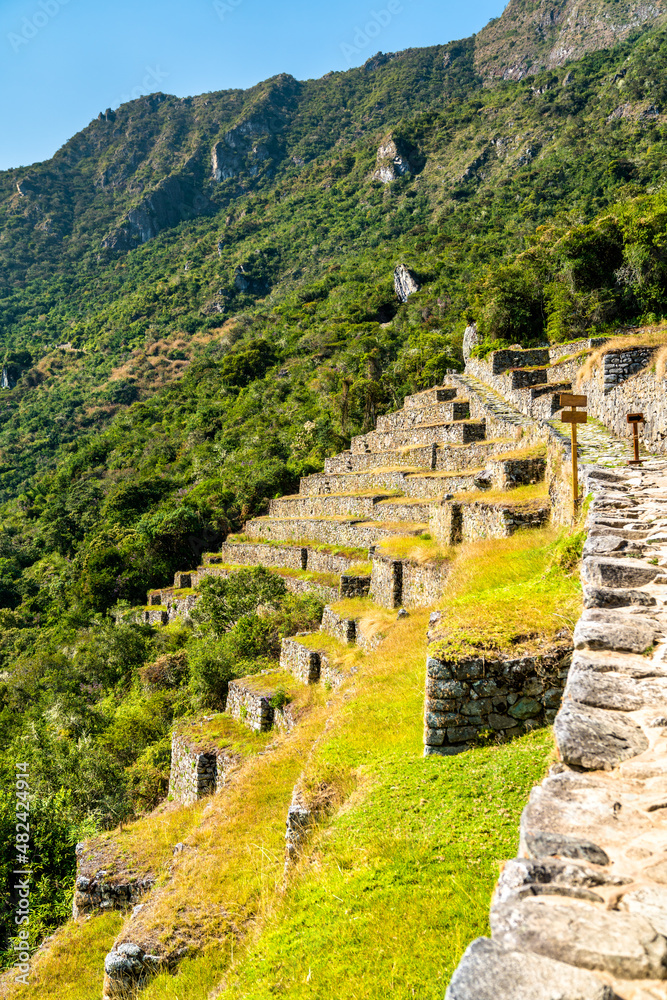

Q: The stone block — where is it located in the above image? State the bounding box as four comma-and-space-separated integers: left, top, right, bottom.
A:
490, 898, 667, 979
554, 700, 649, 770
445, 937, 617, 1000
488, 713, 516, 730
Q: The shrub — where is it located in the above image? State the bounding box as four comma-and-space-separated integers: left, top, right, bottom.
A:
139, 651, 189, 689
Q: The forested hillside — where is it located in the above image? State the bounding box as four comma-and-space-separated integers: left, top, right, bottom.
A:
2, 0, 667, 965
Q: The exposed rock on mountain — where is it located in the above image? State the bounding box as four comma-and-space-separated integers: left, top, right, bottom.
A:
102, 174, 212, 251
394, 264, 420, 302
372, 135, 415, 184
475, 0, 666, 82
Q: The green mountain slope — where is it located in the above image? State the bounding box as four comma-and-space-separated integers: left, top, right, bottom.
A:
0, 3, 666, 971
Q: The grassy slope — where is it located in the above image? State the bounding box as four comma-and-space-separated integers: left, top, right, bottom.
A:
0, 528, 578, 998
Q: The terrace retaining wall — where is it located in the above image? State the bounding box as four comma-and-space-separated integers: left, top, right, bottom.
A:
424, 638, 571, 755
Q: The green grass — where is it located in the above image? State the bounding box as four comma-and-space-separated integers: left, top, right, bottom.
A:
228, 536, 369, 561
174, 713, 274, 755
329, 596, 378, 618
376, 534, 452, 564
9, 531, 574, 1000
430, 527, 581, 659
453, 481, 548, 506
214, 731, 553, 1000
487, 442, 547, 463
135, 606, 554, 1000
0, 913, 124, 1000
240, 670, 302, 698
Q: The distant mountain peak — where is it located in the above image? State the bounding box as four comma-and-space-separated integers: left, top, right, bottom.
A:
475, 0, 665, 81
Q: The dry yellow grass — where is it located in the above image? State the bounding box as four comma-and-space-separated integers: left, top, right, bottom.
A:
577, 325, 667, 385
453, 481, 548, 506
376, 534, 453, 564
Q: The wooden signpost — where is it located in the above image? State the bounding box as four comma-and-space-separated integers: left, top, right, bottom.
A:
627, 412, 645, 466
560, 393, 588, 515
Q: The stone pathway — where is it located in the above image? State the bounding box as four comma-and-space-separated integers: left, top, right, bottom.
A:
448, 461, 667, 1000
549, 414, 658, 468
453, 371, 532, 430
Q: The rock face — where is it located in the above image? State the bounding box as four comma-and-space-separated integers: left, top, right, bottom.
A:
102, 173, 211, 250
462, 322, 478, 361
394, 264, 420, 302
372, 135, 414, 184
211, 116, 279, 182
474, 0, 665, 83
447, 461, 667, 999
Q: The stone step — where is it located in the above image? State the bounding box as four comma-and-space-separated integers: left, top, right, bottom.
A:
351, 419, 486, 454
404, 386, 458, 408
218, 539, 368, 575
269, 492, 395, 519
450, 371, 537, 439
300, 467, 481, 497
244, 515, 428, 548
375, 399, 470, 431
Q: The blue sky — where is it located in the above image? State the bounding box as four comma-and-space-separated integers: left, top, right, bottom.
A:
0, 0, 504, 171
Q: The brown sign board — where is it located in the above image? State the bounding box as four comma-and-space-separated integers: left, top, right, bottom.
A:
561, 410, 588, 424
560, 393, 587, 408
627, 412, 645, 423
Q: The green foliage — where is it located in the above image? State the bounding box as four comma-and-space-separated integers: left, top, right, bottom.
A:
192, 568, 288, 636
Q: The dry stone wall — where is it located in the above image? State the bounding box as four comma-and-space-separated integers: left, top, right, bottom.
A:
580, 359, 667, 456
227, 676, 298, 732
244, 516, 410, 548
279, 637, 321, 684
402, 560, 450, 608
424, 637, 571, 755
370, 555, 403, 608
321, 605, 357, 643
73, 865, 154, 919
448, 461, 667, 1000
218, 541, 306, 570
370, 553, 449, 608
430, 498, 550, 544
167, 732, 241, 805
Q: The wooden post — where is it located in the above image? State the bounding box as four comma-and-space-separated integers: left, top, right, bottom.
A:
627, 412, 645, 466
559, 393, 588, 517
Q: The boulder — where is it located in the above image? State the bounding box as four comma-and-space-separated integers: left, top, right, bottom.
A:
490, 898, 667, 979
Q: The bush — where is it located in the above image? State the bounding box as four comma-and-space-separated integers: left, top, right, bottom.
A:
139, 651, 188, 689
192, 567, 288, 636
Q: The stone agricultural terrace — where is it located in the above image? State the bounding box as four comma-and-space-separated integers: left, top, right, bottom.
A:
139, 335, 664, 748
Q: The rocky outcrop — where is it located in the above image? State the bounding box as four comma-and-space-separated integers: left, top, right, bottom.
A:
474, 0, 665, 83
462, 322, 478, 361
211, 109, 285, 182
393, 264, 421, 302
447, 461, 667, 999
372, 135, 415, 184
102, 173, 212, 251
